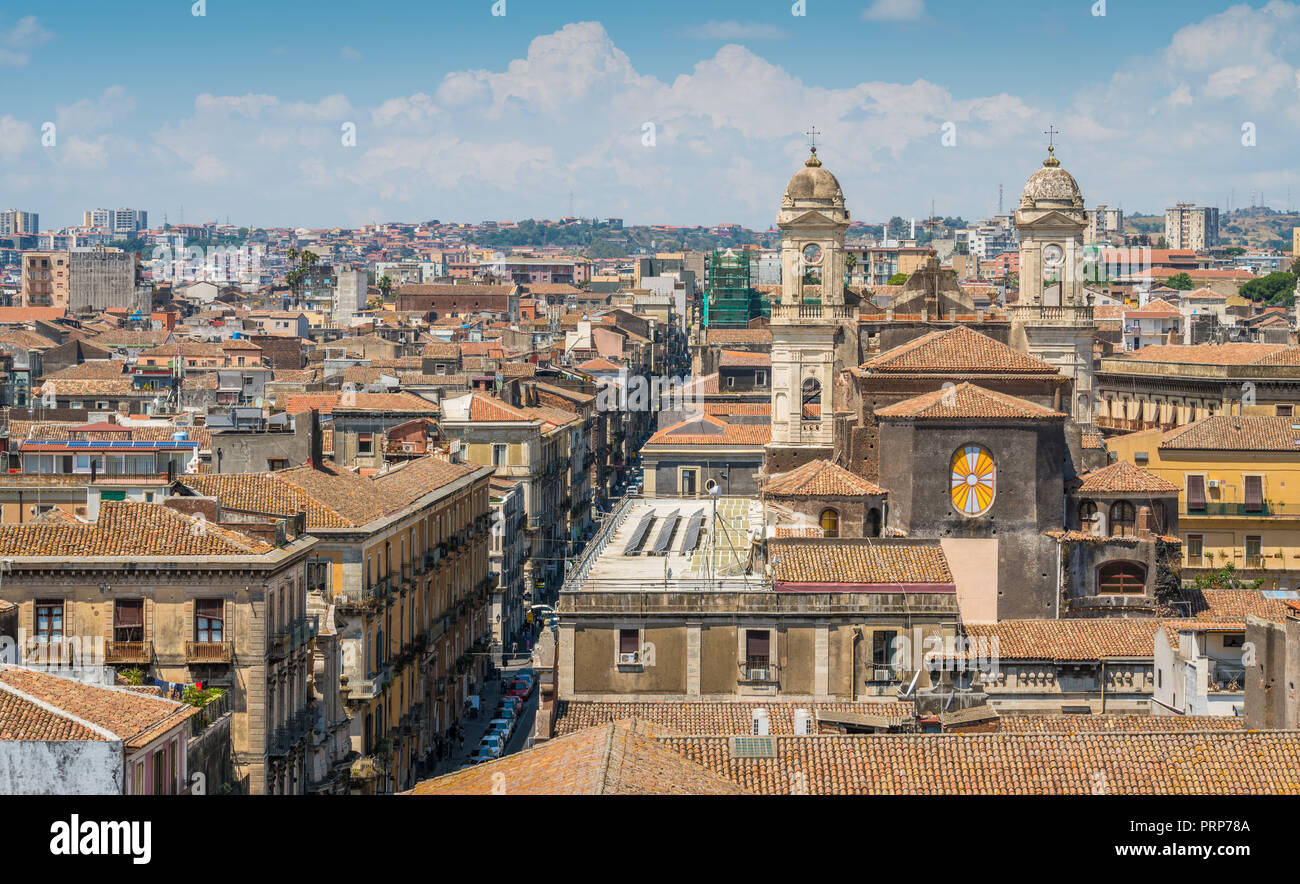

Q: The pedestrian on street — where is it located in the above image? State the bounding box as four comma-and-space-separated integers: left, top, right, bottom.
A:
458, 732, 465, 752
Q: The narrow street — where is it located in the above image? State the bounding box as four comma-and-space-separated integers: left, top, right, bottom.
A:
427, 650, 539, 776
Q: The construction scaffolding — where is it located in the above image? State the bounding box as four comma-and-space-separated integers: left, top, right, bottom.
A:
704, 249, 765, 327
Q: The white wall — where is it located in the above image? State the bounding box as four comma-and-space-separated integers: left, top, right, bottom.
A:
0, 740, 123, 794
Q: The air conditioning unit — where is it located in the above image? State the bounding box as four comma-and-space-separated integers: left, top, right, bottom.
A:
751, 708, 770, 736
873, 668, 893, 682
617, 652, 639, 665
1208, 479, 1220, 489
793, 709, 812, 735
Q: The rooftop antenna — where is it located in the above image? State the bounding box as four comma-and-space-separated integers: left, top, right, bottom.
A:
998, 183, 1003, 217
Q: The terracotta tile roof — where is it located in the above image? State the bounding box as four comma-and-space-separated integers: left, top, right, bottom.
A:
1126, 298, 1181, 317
956, 619, 1159, 661
1117, 343, 1293, 366
575, 357, 621, 372
0, 666, 196, 748
718, 349, 771, 368
1081, 431, 1105, 450
371, 455, 475, 497
468, 394, 530, 422
332, 392, 438, 414
36, 377, 138, 397
41, 360, 129, 381
1178, 588, 1293, 622
658, 731, 1300, 794
775, 525, 825, 537
552, 700, 912, 737
10, 421, 211, 449
768, 540, 951, 585
863, 326, 1057, 374
282, 392, 339, 414
703, 402, 770, 416
874, 382, 1067, 421
1075, 460, 1179, 494
1159, 415, 1300, 452
421, 342, 461, 360
410, 719, 749, 795
500, 362, 536, 377
0, 501, 274, 557
763, 459, 884, 496
645, 414, 771, 446
997, 714, 1243, 733
84, 329, 171, 349
705, 328, 772, 344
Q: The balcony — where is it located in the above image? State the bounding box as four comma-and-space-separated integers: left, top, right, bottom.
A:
770, 302, 855, 320
1183, 502, 1299, 518
739, 658, 777, 683
348, 664, 392, 700
271, 616, 319, 658
104, 640, 153, 665
186, 641, 234, 664
1209, 662, 1246, 693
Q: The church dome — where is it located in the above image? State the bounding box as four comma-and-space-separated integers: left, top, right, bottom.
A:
1019, 146, 1083, 208
784, 149, 844, 203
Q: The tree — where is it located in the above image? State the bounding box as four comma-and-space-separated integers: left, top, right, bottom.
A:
1165, 272, 1195, 290
1240, 271, 1297, 306
1156, 236, 1169, 249
377, 275, 393, 300
887, 272, 909, 285
1188, 563, 1263, 591
1003, 271, 1018, 289
1290, 255, 1300, 276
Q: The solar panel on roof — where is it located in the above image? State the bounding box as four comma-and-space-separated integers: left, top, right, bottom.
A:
729, 736, 776, 758
622, 511, 655, 555
680, 511, 704, 553
649, 508, 679, 555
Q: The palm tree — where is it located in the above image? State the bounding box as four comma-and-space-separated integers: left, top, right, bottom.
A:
377, 275, 393, 300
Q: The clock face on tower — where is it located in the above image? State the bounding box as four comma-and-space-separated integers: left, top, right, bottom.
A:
802, 243, 823, 265
950, 444, 996, 516
1042, 243, 1065, 267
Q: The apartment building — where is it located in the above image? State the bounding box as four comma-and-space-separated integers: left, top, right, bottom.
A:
0, 210, 39, 236
20, 251, 69, 308
176, 455, 494, 793
0, 500, 318, 795
1165, 203, 1219, 251
1108, 415, 1300, 590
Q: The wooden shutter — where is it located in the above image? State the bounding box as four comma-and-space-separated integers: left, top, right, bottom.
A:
1186, 475, 1206, 509
746, 630, 770, 658
619, 629, 639, 654
1244, 475, 1263, 512
114, 600, 143, 628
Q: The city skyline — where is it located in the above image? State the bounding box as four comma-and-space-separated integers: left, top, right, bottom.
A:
1, 2, 1299, 229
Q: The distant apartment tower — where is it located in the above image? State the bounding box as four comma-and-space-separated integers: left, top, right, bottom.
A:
375, 259, 444, 285
83, 207, 148, 235
1085, 204, 1124, 245
68, 246, 144, 313
0, 209, 39, 236
334, 263, 369, 325
1293, 226, 1299, 259
20, 251, 70, 308
1164, 203, 1219, 251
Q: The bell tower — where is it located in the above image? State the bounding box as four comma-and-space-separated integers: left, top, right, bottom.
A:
766, 137, 854, 474
1010, 131, 1097, 425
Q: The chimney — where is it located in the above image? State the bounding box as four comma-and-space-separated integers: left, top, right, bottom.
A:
309, 408, 323, 468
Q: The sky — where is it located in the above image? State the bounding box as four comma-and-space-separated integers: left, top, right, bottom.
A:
1, 0, 1299, 230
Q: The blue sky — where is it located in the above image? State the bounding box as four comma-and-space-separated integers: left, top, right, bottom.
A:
2, 0, 1299, 229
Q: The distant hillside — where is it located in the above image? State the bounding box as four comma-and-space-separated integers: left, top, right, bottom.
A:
1220, 208, 1299, 251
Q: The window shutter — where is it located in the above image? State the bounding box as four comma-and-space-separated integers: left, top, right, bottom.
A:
1244, 475, 1263, 512
746, 630, 770, 657
114, 600, 143, 627
619, 630, 639, 654
1187, 475, 1206, 509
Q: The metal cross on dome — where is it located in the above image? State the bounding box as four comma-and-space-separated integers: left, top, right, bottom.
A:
805, 126, 821, 149
1044, 124, 1060, 149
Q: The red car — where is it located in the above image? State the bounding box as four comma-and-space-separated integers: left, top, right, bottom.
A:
505, 679, 533, 700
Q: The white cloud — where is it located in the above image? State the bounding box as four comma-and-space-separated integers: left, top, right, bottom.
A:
340, 46, 363, 61
0, 15, 52, 66
861, 0, 926, 22
56, 86, 135, 133
687, 20, 787, 39
0, 114, 34, 160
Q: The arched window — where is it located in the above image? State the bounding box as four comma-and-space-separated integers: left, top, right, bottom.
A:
867, 507, 882, 538
1108, 501, 1136, 537
820, 508, 840, 538
1078, 499, 1097, 528
1098, 561, 1146, 594
801, 377, 822, 419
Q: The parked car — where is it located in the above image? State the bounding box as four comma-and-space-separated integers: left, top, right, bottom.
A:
487, 718, 513, 741
470, 745, 497, 765
513, 669, 535, 688
505, 678, 533, 699
498, 695, 522, 715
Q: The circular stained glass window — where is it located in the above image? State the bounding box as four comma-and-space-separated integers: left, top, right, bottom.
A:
950, 444, 995, 516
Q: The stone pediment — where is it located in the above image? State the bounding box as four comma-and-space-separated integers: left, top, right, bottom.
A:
1016, 208, 1086, 230
778, 209, 846, 229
